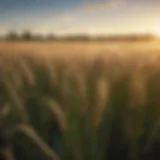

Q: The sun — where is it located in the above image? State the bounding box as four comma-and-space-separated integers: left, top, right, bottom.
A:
152, 26, 160, 37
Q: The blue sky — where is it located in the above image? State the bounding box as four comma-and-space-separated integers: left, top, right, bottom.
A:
0, 0, 160, 35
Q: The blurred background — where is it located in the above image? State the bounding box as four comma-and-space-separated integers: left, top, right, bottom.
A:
0, 0, 160, 160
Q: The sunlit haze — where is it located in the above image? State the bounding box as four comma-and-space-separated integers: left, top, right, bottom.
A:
0, 0, 160, 36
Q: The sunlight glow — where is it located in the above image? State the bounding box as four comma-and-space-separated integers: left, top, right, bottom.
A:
153, 26, 160, 37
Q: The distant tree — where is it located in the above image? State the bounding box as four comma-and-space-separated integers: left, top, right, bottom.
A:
63, 34, 90, 41
46, 34, 57, 41
33, 34, 44, 41
21, 30, 32, 41
6, 31, 19, 41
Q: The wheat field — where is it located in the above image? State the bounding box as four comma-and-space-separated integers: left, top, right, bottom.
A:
0, 41, 160, 160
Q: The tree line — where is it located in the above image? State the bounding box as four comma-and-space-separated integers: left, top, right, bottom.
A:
4, 30, 56, 41
3, 30, 157, 42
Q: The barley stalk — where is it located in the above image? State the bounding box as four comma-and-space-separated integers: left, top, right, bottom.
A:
16, 124, 60, 160
2, 76, 28, 123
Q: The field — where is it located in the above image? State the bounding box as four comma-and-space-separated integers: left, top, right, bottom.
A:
1, 41, 160, 160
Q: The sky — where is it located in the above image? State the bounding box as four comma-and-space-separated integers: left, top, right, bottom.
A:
0, 0, 160, 36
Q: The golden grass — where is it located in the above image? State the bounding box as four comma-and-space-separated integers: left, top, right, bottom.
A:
1, 41, 160, 160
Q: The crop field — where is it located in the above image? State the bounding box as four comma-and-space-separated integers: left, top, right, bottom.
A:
0, 41, 160, 160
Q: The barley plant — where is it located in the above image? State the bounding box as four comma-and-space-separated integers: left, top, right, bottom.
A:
0, 52, 160, 160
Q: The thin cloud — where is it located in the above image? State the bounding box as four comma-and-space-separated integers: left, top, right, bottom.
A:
83, 0, 126, 11
56, 0, 127, 23
56, 13, 75, 22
